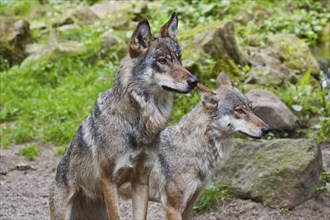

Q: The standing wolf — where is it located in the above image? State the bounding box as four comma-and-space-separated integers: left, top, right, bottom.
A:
120, 72, 269, 220
49, 12, 197, 220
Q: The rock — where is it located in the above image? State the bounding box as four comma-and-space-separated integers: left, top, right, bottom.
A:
267, 34, 320, 76
13, 163, 36, 171
244, 66, 283, 85
234, 10, 254, 25
53, 6, 99, 27
21, 41, 85, 66
0, 17, 31, 67
246, 89, 297, 131
25, 43, 46, 54
245, 47, 300, 85
320, 141, 330, 173
248, 47, 282, 69
181, 21, 248, 67
214, 139, 322, 209
100, 30, 123, 59
56, 24, 79, 33
90, 1, 147, 29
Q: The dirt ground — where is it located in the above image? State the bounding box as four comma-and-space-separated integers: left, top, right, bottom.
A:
0, 142, 329, 220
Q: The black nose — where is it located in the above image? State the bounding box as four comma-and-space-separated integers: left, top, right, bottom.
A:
261, 124, 270, 135
187, 76, 198, 88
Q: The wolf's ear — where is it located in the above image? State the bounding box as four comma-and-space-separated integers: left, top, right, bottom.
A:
129, 19, 152, 58
216, 72, 234, 88
201, 92, 217, 109
160, 12, 178, 40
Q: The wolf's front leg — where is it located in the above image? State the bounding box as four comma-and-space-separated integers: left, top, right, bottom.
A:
131, 153, 152, 220
101, 177, 121, 220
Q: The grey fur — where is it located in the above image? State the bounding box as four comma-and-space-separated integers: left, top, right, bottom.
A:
49, 12, 197, 220
120, 72, 269, 220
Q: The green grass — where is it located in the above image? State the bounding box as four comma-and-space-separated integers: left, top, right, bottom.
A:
0, 55, 116, 148
17, 143, 39, 160
193, 184, 230, 214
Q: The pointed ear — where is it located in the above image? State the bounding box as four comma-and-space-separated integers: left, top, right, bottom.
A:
201, 91, 217, 109
129, 19, 152, 58
160, 12, 178, 40
216, 72, 234, 88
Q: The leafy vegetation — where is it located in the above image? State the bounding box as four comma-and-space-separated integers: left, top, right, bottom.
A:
0, 55, 114, 148
314, 170, 330, 193
193, 184, 230, 214
272, 71, 330, 140
17, 143, 39, 160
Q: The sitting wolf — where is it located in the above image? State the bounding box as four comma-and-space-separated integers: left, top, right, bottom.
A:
120, 72, 269, 220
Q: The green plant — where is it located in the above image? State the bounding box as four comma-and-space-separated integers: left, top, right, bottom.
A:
0, 51, 116, 147
236, 0, 329, 46
17, 143, 39, 160
193, 184, 230, 214
314, 170, 330, 193
53, 146, 66, 155
0, 0, 39, 16
272, 71, 329, 139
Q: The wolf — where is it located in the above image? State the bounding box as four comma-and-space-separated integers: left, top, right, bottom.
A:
49, 12, 198, 220
119, 72, 269, 220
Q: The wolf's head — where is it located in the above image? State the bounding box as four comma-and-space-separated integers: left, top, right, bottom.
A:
127, 12, 197, 94
200, 72, 269, 138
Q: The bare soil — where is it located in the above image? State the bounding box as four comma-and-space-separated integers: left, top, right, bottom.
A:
0, 143, 329, 220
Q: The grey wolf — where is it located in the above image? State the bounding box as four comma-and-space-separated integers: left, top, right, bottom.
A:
49, 12, 197, 220
120, 72, 269, 220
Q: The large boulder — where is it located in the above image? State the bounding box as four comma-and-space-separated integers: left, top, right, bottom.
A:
267, 34, 320, 76
0, 17, 31, 68
181, 21, 248, 72
246, 89, 297, 131
214, 139, 322, 209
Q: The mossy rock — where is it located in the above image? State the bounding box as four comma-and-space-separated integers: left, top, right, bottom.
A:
0, 17, 31, 68
214, 139, 322, 209
181, 21, 247, 66
267, 34, 320, 76
180, 21, 247, 84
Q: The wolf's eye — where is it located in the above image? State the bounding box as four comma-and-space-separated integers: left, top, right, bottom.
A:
158, 58, 167, 65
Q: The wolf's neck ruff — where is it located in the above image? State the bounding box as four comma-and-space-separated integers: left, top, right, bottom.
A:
105, 58, 174, 146
184, 103, 232, 160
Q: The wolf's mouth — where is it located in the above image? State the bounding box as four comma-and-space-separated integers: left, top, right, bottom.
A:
161, 85, 191, 94
238, 130, 262, 139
